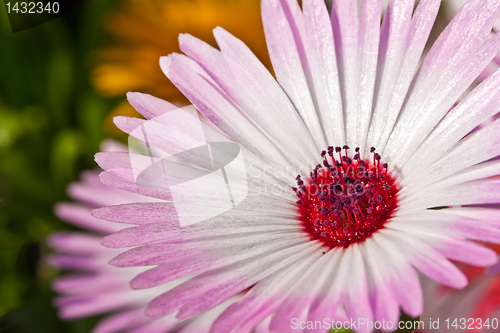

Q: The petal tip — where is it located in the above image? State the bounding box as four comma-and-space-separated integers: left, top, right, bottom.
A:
159, 56, 172, 75
100, 235, 116, 248
144, 301, 164, 318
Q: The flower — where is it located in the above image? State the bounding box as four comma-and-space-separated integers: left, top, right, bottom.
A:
48, 141, 237, 333
91, 0, 272, 138
419, 256, 500, 333
92, 0, 271, 100
94, 0, 500, 332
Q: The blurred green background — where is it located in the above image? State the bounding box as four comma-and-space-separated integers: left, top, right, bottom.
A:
0, 1, 119, 331
0, 0, 269, 331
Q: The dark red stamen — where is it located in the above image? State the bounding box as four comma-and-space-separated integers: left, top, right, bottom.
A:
295, 147, 399, 249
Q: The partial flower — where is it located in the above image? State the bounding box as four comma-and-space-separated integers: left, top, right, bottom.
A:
419, 256, 500, 333
48, 141, 237, 333
92, 0, 272, 137
94, 0, 500, 332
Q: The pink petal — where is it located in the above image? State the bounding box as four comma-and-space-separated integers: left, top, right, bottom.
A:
144, 242, 318, 319
262, 0, 326, 148
403, 68, 500, 179
379, 229, 467, 289
126, 92, 178, 120
367, 0, 440, 151
302, 0, 345, 145
99, 170, 172, 201
92, 203, 179, 225
93, 309, 146, 333
56, 290, 143, 319
178, 32, 314, 172
54, 203, 121, 234
162, 51, 308, 172
48, 232, 105, 254
212, 27, 321, 163
129, 236, 308, 289
388, 0, 500, 166
402, 178, 500, 211
359, 241, 400, 325
331, 0, 360, 148
211, 250, 321, 333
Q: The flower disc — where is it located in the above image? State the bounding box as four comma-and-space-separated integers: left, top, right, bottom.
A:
296, 146, 400, 249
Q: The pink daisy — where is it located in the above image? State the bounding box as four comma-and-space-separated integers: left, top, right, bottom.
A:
94, 0, 500, 332
48, 142, 238, 333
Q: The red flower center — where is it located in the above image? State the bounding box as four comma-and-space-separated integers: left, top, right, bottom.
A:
294, 146, 400, 249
